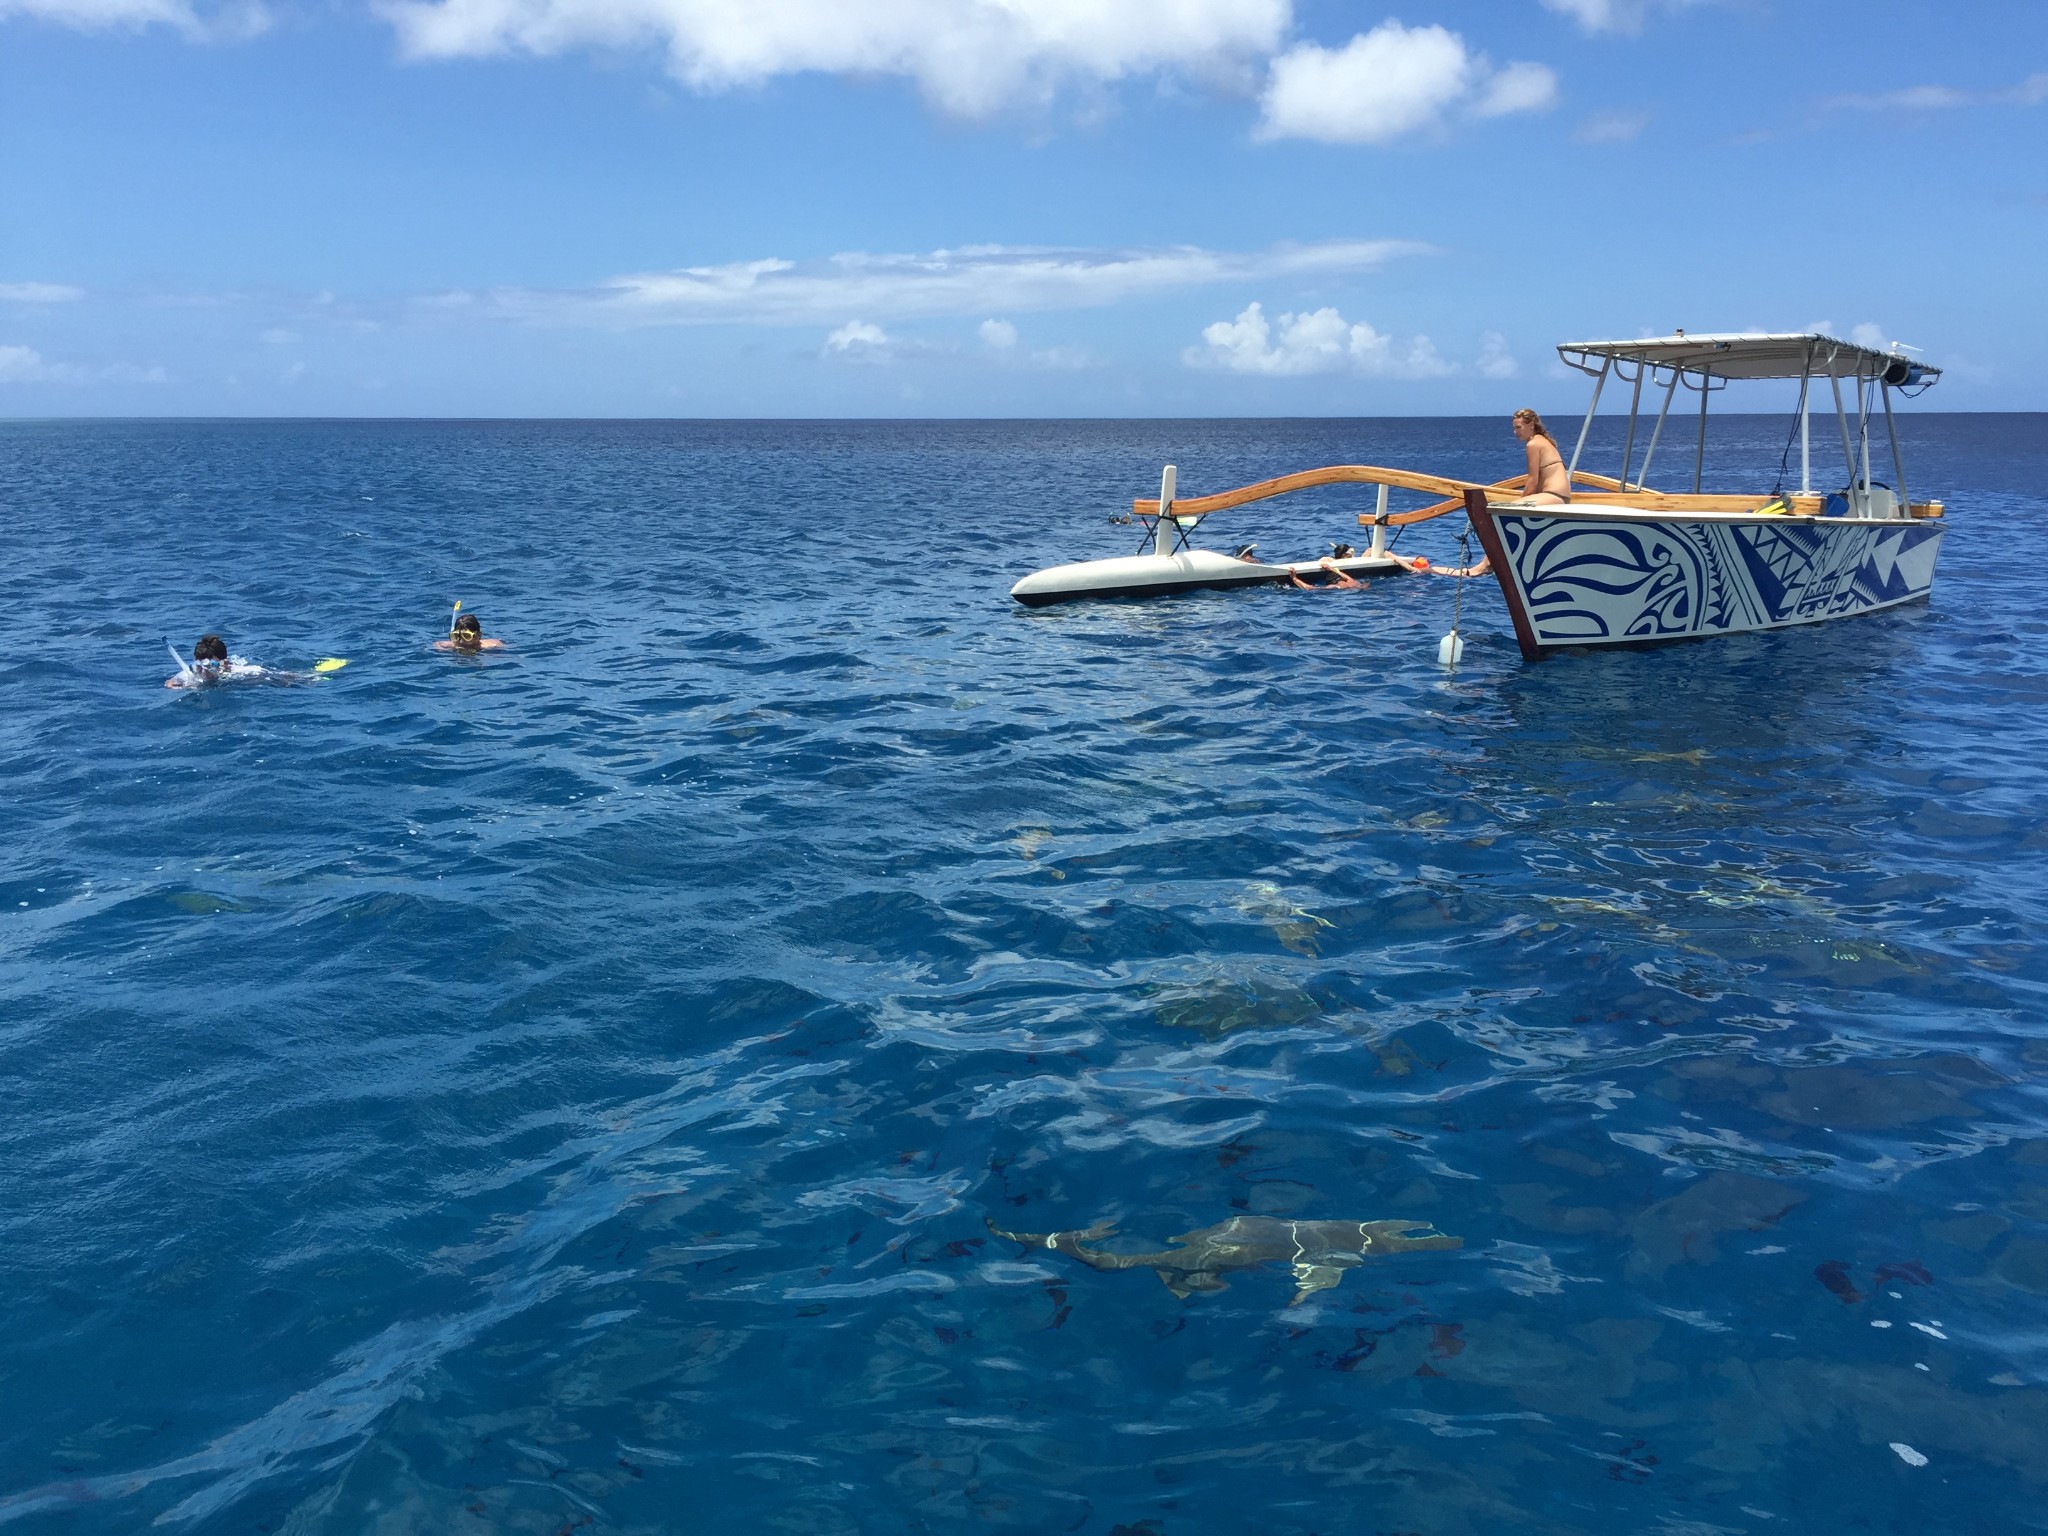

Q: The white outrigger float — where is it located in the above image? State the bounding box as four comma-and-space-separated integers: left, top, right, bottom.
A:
1012, 331, 1947, 662
1008, 464, 1422, 606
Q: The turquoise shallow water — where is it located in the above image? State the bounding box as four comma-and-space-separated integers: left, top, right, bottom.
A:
2, 415, 2046, 1534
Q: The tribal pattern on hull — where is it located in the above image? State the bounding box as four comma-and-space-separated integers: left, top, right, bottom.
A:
1492, 514, 1945, 647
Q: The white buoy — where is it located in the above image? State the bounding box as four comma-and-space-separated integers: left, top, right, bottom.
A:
1437, 628, 1465, 667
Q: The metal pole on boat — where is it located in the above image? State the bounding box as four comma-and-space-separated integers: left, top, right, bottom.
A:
1154, 464, 1177, 557
1693, 371, 1710, 494
1858, 375, 1874, 511
1568, 357, 1610, 479
1617, 364, 1645, 492
1800, 352, 1812, 495
1369, 481, 1389, 556
1883, 382, 1909, 515
1636, 368, 1680, 490
1827, 353, 1857, 489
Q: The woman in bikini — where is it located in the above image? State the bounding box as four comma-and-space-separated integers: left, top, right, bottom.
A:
1439, 408, 1571, 577
1513, 408, 1571, 505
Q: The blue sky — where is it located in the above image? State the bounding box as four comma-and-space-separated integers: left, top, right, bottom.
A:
1, 0, 2041, 416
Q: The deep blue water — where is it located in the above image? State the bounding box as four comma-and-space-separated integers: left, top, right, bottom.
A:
2, 414, 2046, 1535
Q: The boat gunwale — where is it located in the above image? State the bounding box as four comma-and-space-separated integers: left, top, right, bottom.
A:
1476, 502, 1943, 527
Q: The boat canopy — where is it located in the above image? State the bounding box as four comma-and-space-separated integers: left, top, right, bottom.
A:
1558, 332, 1939, 388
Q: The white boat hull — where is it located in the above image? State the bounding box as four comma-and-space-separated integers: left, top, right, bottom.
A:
1011, 549, 1411, 607
1471, 503, 1945, 659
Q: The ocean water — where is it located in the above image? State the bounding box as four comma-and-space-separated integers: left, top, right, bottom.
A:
2, 414, 2045, 1535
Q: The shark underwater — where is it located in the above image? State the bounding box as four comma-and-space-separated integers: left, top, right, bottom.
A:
987, 1214, 1462, 1305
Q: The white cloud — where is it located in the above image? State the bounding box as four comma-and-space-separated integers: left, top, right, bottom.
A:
375, 0, 1290, 119
0, 0, 191, 26
1798, 320, 1913, 355
1573, 108, 1649, 143
1829, 73, 2048, 113
1183, 301, 1453, 377
1256, 21, 1555, 144
1476, 59, 1558, 118
494, 238, 1429, 328
1477, 331, 1518, 379
0, 344, 53, 382
974, 319, 1097, 368
823, 319, 893, 358
823, 315, 1099, 369
1022, 343, 1096, 371
1541, 0, 1707, 36
261, 327, 300, 345
0, 0, 268, 38
0, 343, 165, 384
0, 281, 85, 303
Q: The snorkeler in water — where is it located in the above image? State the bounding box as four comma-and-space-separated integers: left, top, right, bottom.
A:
1289, 559, 1362, 592
165, 633, 257, 687
165, 633, 345, 687
434, 612, 504, 653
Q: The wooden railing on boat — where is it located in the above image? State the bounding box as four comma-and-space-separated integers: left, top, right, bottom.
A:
1130, 464, 1944, 524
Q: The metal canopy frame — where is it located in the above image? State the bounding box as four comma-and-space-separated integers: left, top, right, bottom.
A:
1557, 332, 1939, 504
1557, 332, 1941, 385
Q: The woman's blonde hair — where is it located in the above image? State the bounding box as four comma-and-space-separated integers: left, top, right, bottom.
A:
1513, 408, 1552, 440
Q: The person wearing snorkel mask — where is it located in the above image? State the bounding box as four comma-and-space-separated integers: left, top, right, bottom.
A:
165, 633, 235, 687
434, 613, 504, 652
164, 633, 342, 686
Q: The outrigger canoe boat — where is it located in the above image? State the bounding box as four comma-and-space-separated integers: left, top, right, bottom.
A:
1013, 332, 1946, 661
1009, 464, 1420, 606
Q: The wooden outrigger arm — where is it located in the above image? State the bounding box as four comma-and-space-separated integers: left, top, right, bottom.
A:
1132, 462, 1941, 525
1132, 464, 1500, 524
1131, 464, 1647, 527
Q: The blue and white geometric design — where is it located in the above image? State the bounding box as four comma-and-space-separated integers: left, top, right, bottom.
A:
1491, 513, 1944, 648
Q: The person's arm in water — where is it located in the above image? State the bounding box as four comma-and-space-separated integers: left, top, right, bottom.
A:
1436, 555, 1492, 578
1317, 559, 1360, 589
1290, 560, 1361, 591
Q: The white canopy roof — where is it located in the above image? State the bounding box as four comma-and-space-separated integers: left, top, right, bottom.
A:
1557, 332, 1940, 385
